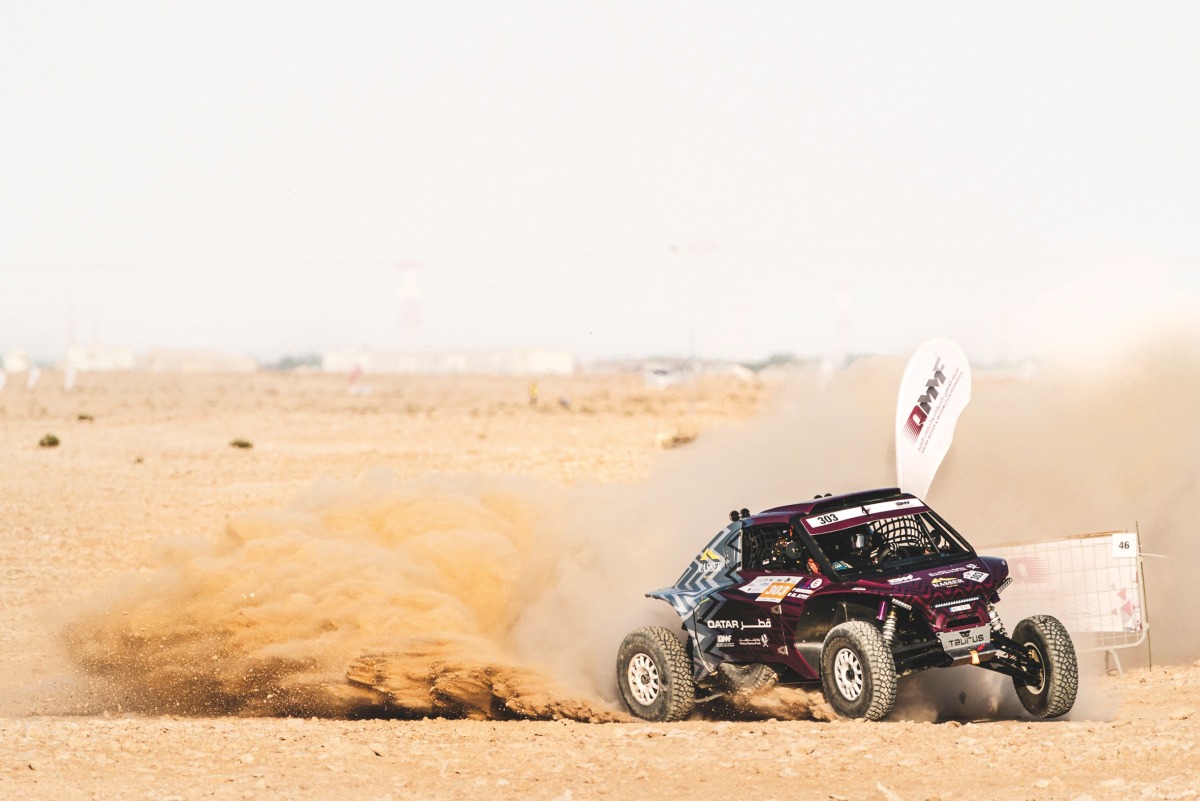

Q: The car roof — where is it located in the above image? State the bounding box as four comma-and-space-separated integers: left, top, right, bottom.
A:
744, 487, 909, 527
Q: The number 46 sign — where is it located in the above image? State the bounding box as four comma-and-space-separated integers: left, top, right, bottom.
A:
1111, 532, 1139, 559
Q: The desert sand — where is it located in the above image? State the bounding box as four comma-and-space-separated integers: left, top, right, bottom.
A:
1, 369, 1197, 801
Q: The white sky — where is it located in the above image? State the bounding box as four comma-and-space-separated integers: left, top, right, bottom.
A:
2, 2, 1198, 363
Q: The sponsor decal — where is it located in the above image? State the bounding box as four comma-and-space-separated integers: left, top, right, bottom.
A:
757, 580, 800, 602
788, 589, 813, 599
708, 619, 739, 630
743, 618, 772, 629
940, 626, 988, 650
737, 634, 770, 648
932, 577, 963, 587
717, 634, 732, 645
851, 587, 867, 591
887, 574, 918, 585
902, 356, 946, 442
967, 563, 979, 569
809, 578, 824, 589
697, 548, 725, 574
929, 566, 968, 577
962, 570, 989, 583
740, 576, 805, 594
776, 645, 789, 655
948, 603, 972, 613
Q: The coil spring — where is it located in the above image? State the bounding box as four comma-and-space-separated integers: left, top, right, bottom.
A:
881, 611, 898, 646
988, 604, 1006, 637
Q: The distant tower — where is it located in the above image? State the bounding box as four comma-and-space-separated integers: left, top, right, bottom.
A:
396, 261, 423, 350
833, 287, 851, 368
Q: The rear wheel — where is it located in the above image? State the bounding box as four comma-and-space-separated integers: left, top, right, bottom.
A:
616, 626, 696, 722
1012, 615, 1078, 719
820, 621, 898, 721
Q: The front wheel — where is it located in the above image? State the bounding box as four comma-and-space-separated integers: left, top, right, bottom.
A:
820, 621, 898, 721
1012, 615, 1078, 719
616, 626, 696, 722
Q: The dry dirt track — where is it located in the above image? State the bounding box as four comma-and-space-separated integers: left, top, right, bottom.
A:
2, 666, 1200, 801
2, 371, 1198, 801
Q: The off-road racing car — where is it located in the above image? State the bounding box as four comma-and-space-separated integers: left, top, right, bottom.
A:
617, 488, 1078, 721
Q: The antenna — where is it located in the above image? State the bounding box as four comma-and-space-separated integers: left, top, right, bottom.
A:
396, 261, 423, 350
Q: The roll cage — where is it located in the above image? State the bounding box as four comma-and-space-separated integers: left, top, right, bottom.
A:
742, 502, 976, 583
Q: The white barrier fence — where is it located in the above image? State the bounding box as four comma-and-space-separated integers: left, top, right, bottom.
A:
986, 530, 1147, 672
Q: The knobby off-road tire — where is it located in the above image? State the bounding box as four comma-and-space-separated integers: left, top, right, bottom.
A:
616, 626, 697, 722
717, 662, 779, 696
1012, 615, 1078, 719
820, 621, 898, 721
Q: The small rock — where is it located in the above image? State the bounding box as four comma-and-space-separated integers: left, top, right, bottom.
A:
875, 782, 903, 801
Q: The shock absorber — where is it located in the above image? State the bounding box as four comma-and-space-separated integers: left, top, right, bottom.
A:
987, 604, 1006, 637
881, 608, 899, 647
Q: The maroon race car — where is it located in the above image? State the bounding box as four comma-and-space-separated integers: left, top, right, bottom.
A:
617, 488, 1078, 721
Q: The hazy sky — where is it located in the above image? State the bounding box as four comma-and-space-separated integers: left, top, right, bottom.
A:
3, 2, 1198, 363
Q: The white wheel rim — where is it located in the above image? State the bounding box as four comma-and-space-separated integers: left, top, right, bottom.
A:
1023, 640, 1046, 694
627, 653, 661, 706
833, 647, 864, 701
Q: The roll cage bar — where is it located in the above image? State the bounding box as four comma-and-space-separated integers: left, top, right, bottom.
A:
782, 505, 976, 583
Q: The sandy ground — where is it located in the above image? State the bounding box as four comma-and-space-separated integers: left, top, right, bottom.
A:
1, 370, 1198, 801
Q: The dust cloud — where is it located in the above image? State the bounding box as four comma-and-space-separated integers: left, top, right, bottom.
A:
62, 472, 620, 721
61, 331, 1200, 721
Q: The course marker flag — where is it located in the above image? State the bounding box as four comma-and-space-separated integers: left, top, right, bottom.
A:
895, 338, 971, 499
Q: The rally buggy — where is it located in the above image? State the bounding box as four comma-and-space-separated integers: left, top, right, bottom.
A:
617, 488, 1078, 721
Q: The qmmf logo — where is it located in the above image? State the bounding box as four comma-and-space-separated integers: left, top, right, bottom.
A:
903, 356, 946, 441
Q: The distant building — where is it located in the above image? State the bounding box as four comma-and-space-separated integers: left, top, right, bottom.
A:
322, 348, 575, 376
139, 348, 257, 373
2, 348, 30, 373
64, 345, 137, 371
